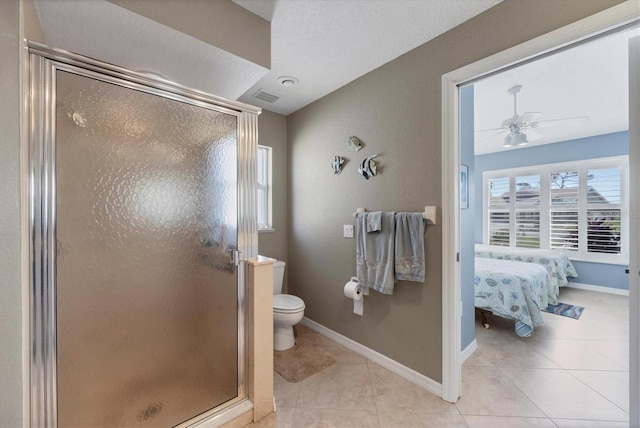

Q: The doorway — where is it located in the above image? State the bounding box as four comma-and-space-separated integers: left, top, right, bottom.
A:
441, 4, 639, 426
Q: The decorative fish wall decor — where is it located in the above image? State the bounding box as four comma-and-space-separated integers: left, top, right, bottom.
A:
358, 154, 378, 179
347, 136, 362, 152
331, 156, 345, 174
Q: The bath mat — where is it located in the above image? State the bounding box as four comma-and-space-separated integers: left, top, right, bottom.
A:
543, 302, 585, 319
274, 336, 336, 383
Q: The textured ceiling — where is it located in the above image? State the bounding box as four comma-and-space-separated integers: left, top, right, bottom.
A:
36, 0, 502, 117
33, 0, 635, 149
235, 0, 502, 115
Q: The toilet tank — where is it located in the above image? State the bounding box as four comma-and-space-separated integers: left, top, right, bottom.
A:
272, 260, 286, 295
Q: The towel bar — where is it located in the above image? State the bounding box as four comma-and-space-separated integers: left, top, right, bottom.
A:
353, 206, 436, 225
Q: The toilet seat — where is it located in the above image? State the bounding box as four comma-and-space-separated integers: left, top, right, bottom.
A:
273, 294, 305, 314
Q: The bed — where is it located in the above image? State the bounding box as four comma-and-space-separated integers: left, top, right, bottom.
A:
475, 257, 555, 337
475, 244, 578, 299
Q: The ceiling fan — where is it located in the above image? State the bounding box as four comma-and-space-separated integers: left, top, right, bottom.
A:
476, 84, 589, 148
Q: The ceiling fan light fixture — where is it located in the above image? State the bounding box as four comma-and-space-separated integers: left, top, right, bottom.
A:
503, 134, 513, 147
515, 133, 528, 146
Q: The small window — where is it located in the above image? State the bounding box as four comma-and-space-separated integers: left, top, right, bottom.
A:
257, 145, 272, 231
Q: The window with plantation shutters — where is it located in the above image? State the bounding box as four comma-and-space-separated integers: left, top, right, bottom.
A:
550, 171, 579, 252
550, 209, 579, 250
488, 177, 510, 246
515, 175, 540, 248
586, 167, 622, 255
483, 156, 628, 264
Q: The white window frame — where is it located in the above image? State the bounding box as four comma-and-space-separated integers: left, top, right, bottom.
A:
482, 155, 629, 264
257, 145, 273, 232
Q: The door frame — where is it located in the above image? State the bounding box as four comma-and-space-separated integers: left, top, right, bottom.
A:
440, 1, 640, 414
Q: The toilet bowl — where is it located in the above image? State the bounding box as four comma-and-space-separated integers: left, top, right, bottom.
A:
272, 260, 305, 351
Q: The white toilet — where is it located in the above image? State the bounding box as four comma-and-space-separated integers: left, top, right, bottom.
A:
272, 260, 305, 351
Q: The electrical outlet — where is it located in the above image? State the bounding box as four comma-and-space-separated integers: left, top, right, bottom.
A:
343, 224, 354, 238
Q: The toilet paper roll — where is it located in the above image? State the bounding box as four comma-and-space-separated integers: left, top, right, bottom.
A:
343, 278, 362, 300
344, 277, 364, 316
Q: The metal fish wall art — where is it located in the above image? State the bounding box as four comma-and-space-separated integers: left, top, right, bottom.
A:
347, 135, 363, 152
358, 154, 378, 179
331, 155, 345, 174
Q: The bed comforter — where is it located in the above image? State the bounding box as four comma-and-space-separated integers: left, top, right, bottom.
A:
475, 244, 578, 298
475, 257, 554, 337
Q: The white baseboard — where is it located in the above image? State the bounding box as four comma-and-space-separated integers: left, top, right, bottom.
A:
565, 282, 629, 296
300, 317, 442, 398
461, 339, 477, 365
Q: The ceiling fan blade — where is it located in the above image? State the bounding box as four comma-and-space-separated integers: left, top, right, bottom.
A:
519, 112, 542, 124
524, 129, 543, 142
476, 129, 508, 142
531, 115, 590, 128
501, 115, 518, 127
475, 126, 508, 133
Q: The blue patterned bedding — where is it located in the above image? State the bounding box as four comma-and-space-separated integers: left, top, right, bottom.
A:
475, 257, 554, 337
475, 244, 578, 298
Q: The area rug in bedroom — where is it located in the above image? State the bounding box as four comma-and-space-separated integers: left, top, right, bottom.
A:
543, 302, 585, 319
274, 336, 336, 383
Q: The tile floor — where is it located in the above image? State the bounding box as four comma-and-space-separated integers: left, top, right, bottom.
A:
246, 287, 630, 427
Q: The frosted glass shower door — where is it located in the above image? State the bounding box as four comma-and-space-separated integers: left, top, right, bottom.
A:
54, 70, 241, 427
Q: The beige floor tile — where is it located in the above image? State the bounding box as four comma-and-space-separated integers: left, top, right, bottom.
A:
500, 367, 629, 421
462, 347, 494, 368
377, 412, 468, 427
456, 366, 545, 417
568, 370, 629, 413
552, 419, 629, 427
462, 415, 557, 427
274, 371, 302, 408
472, 340, 561, 369
577, 340, 629, 369
538, 316, 628, 342
293, 408, 379, 427
528, 339, 626, 371
368, 364, 459, 415
296, 363, 376, 410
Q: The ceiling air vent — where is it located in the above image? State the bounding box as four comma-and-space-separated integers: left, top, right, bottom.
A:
252, 89, 280, 103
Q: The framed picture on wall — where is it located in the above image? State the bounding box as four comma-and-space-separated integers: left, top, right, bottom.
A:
460, 164, 469, 209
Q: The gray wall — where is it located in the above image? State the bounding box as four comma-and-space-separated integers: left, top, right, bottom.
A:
108, 0, 270, 68
1, 1, 24, 425
257, 110, 289, 291
286, 0, 625, 381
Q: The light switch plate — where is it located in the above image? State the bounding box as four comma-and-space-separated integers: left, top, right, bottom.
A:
343, 224, 354, 238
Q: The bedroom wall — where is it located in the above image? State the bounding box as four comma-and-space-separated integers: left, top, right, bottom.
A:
257, 110, 289, 291
286, 0, 625, 382
474, 131, 629, 290
460, 85, 476, 350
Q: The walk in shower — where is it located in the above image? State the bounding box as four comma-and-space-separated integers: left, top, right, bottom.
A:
29, 44, 259, 427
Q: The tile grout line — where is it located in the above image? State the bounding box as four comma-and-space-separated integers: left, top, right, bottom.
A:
564, 369, 631, 416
